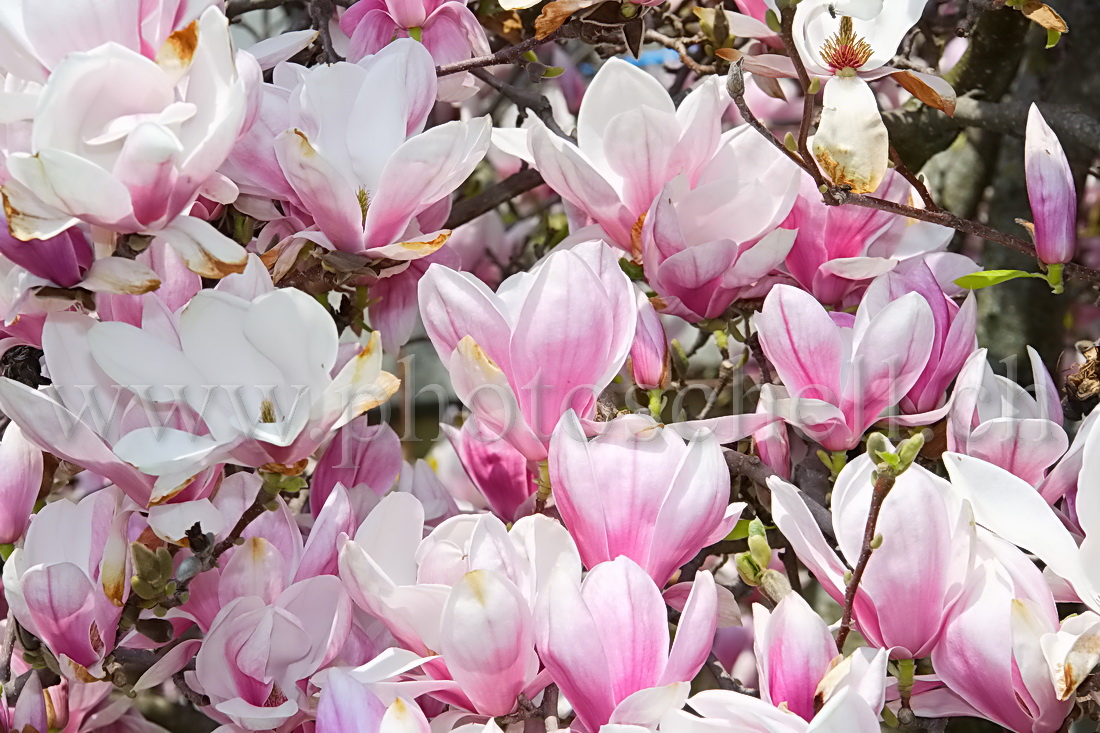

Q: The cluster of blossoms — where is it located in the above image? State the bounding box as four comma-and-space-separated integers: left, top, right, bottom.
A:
0, 0, 1093, 732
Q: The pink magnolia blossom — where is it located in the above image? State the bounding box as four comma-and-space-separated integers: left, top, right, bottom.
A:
83, 285, 399, 483
0, 308, 221, 507
0, 218, 160, 306
859, 262, 977, 415
535, 557, 718, 732
640, 127, 801, 322
755, 284, 934, 451
948, 347, 1067, 487
1026, 104, 1077, 265
338, 493, 580, 635
782, 171, 969, 307
190, 575, 352, 731
340, 0, 490, 103
915, 536, 1089, 732
316, 669, 431, 733
311, 417, 404, 521
549, 411, 744, 585
630, 290, 670, 389
418, 240, 636, 460
441, 420, 535, 521
1, 7, 255, 278
663, 687, 883, 733
0, 423, 40, 544
771, 451, 973, 658
753, 593, 887, 723
492, 60, 727, 255
2, 488, 131, 677
942, 452, 1100, 615
0, 0, 222, 83
231, 39, 489, 258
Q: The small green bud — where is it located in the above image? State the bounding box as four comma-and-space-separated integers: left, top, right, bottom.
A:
808, 76, 821, 95
130, 577, 160, 601
759, 569, 792, 602
131, 543, 164, 586
866, 432, 891, 463
765, 8, 782, 32
896, 432, 926, 473
870, 533, 883, 549
735, 551, 763, 587
783, 132, 798, 152
843, 569, 853, 585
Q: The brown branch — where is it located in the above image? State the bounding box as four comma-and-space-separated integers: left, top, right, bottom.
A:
445, 169, 545, 229
889, 146, 938, 211
698, 358, 736, 419
835, 470, 895, 653
644, 30, 716, 75
778, 9, 826, 187
438, 27, 568, 77
725, 61, 807, 170
172, 670, 210, 708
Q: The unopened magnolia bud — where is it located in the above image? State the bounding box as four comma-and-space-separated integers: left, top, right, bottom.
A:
175, 555, 203, 583
131, 543, 165, 586
735, 551, 763, 586
866, 432, 891, 462
725, 60, 745, 99
896, 433, 925, 472
765, 8, 782, 31
747, 519, 771, 570
759, 568, 792, 603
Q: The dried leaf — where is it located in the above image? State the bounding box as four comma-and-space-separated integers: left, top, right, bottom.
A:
1021, 1, 1068, 32
891, 70, 957, 117
535, 0, 596, 38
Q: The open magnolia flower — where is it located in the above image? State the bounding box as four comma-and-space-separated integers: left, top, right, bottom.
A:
790, 0, 955, 193
84, 284, 399, 487
1, 7, 255, 277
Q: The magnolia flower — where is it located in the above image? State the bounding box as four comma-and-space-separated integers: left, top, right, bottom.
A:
790, 0, 954, 193
0, 308, 221, 507
0, 0, 222, 82
0, 423, 41, 544
339, 0, 490, 103
418, 240, 636, 461
917, 537, 1091, 732
492, 60, 728, 255
948, 347, 1067, 487
191, 576, 353, 731
1025, 104, 1077, 266
771, 452, 973, 658
250, 40, 489, 257
782, 171, 972, 307
316, 670, 431, 733
0, 217, 160, 308
340, 494, 578, 714
549, 411, 744, 585
640, 127, 801, 322
2, 8, 254, 277
755, 284, 934, 451
311, 417, 403, 521
942, 449, 1100, 616
441, 420, 535, 521
536, 557, 718, 732
860, 262, 976, 416
340, 492, 581, 655
754, 593, 888, 722
84, 285, 399, 486
662, 687, 883, 733
2, 488, 131, 678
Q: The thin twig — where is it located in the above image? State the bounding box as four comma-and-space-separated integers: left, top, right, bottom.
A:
835, 470, 895, 653
779, 9, 826, 187
0, 615, 15, 689
438, 28, 567, 77
470, 68, 572, 141
172, 670, 211, 708
644, 30, 716, 75
889, 146, 939, 211
698, 358, 735, 419
726, 61, 807, 170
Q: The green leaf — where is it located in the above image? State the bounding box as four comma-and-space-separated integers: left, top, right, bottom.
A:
618, 258, 645, 280
1047, 28, 1062, 48
953, 269, 1046, 290
541, 66, 565, 78
408, 26, 423, 42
